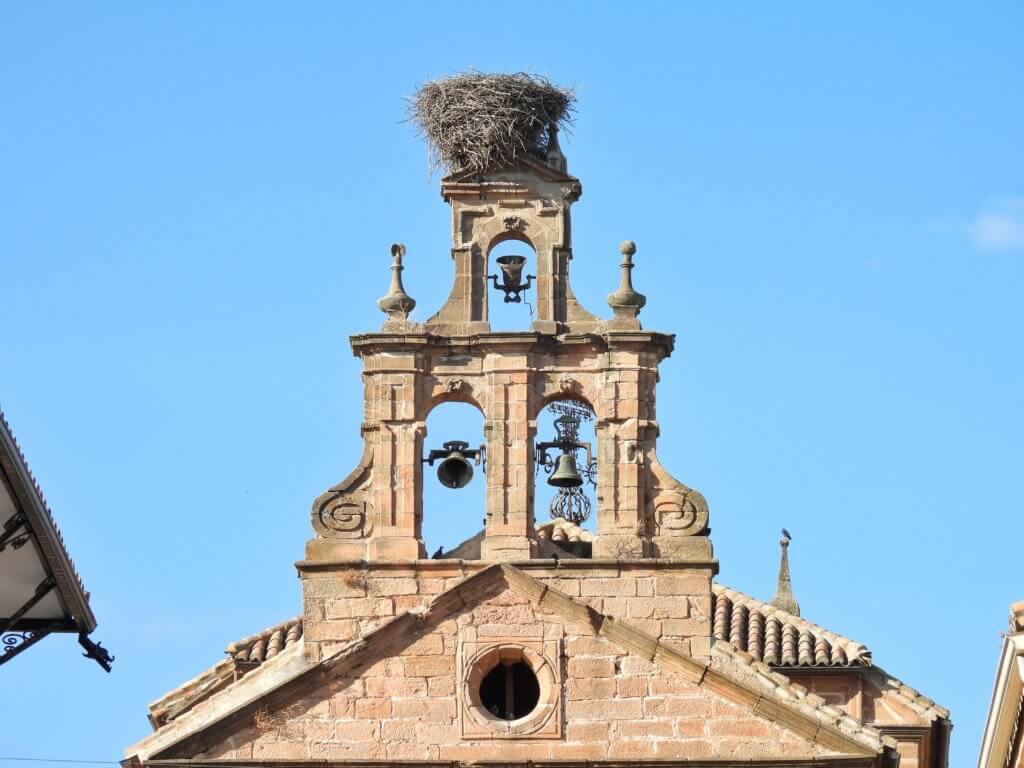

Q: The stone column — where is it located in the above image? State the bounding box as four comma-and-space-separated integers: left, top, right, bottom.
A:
593, 352, 648, 558
481, 367, 534, 559
366, 366, 425, 560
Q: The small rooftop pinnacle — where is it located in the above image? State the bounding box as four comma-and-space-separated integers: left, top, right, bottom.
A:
770, 528, 801, 616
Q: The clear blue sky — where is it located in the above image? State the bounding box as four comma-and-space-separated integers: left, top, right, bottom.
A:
2, 4, 1022, 766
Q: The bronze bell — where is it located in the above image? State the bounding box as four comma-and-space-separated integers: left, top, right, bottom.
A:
495, 255, 527, 290
548, 453, 583, 488
436, 450, 474, 489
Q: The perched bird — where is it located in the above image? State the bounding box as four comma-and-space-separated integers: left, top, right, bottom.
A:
781, 527, 792, 541
431, 546, 444, 559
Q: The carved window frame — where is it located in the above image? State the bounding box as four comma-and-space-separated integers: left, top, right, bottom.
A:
458, 637, 562, 739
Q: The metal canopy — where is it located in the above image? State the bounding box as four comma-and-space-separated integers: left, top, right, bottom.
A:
0, 410, 112, 671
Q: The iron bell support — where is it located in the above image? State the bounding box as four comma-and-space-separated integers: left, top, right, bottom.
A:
422, 440, 486, 489
488, 255, 536, 303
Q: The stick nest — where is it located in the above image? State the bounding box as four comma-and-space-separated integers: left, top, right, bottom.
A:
408, 72, 575, 175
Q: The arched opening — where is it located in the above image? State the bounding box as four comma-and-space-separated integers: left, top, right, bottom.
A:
421, 400, 486, 558
488, 238, 537, 332
534, 397, 598, 536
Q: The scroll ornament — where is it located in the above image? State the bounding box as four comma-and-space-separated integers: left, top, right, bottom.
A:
309, 441, 374, 540
315, 497, 371, 539
654, 486, 709, 537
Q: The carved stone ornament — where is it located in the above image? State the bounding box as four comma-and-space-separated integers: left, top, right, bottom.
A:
623, 440, 643, 464
502, 215, 526, 232
654, 487, 709, 537
459, 637, 562, 739
445, 378, 467, 393
316, 497, 371, 539
557, 375, 580, 395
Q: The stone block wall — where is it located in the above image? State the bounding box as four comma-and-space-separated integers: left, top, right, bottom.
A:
299, 561, 715, 664
200, 582, 835, 763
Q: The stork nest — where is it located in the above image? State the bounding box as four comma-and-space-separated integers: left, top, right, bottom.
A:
408, 71, 575, 175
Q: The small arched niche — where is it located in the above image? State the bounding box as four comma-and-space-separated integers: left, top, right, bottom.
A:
421, 400, 486, 558
487, 236, 537, 332
533, 397, 598, 535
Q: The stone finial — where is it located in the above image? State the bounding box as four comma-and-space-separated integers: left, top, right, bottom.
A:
377, 243, 416, 324
770, 529, 800, 616
606, 240, 646, 329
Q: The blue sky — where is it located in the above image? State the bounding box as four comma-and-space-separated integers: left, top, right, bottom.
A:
2, 4, 1022, 766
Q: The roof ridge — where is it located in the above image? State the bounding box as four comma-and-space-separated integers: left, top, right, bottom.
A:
868, 664, 951, 721
712, 640, 893, 753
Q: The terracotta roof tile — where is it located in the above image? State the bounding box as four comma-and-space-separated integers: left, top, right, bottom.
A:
535, 516, 594, 543
713, 584, 871, 667
227, 617, 302, 665
147, 617, 302, 727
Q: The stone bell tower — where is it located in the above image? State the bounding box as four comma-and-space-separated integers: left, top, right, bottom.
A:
303, 128, 709, 567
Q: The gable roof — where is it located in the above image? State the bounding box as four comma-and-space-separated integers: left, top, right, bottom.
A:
127, 563, 894, 763
0, 408, 94, 631
0, 408, 110, 669
710, 584, 947, 724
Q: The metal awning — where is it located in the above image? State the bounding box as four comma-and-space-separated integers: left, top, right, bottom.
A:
0, 409, 112, 670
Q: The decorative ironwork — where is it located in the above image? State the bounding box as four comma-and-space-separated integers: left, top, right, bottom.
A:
0, 630, 49, 665
549, 487, 592, 526
548, 399, 593, 432
0, 512, 31, 552
0, 576, 55, 636
536, 400, 597, 523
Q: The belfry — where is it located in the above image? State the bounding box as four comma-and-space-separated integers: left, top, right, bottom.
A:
126, 73, 950, 768
309, 138, 707, 568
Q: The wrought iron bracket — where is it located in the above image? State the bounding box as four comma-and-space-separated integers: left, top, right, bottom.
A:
487, 273, 535, 303
0, 630, 50, 665
0, 576, 55, 636
0, 512, 31, 553
422, 441, 486, 472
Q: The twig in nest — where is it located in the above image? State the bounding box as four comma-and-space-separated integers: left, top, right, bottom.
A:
408, 71, 575, 175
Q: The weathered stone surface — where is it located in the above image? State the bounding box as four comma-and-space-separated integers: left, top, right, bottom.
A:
183, 583, 849, 763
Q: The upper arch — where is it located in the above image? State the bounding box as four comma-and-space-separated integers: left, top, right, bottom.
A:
485, 230, 537, 256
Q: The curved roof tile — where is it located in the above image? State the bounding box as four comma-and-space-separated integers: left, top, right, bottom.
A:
713, 584, 871, 667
